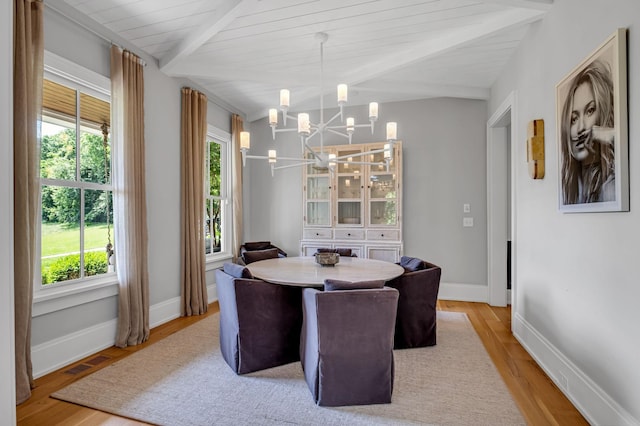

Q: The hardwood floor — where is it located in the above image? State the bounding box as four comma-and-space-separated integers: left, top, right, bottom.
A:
17, 301, 587, 425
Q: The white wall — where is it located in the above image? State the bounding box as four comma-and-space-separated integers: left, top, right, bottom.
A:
1, 0, 16, 423
491, 0, 640, 423
246, 98, 489, 295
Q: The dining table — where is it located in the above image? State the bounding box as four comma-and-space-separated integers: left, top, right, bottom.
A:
246, 255, 405, 287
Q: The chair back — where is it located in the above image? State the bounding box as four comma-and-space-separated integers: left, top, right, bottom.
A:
215, 265, 302, 374
386, 257, 441, 348
300, 286, 398, 406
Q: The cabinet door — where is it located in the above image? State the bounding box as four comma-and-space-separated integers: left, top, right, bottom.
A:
335, 146, 364, 226
304, 149, 333, 227
367, 143, 399, 227
367, 245, 401, 262
305, 175, 330, 226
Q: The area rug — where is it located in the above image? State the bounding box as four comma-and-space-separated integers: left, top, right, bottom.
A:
52, 311, 525, 425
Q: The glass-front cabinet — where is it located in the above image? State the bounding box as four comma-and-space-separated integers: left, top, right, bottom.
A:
336, 145, 364, 226
304, 153, 331, 227
367, 142, 399, 227
301, 141, 402, 261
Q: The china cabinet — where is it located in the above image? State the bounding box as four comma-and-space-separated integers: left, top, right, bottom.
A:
301, 141, 402, 261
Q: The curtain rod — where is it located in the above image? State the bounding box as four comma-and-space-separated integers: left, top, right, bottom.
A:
45, 2, 148, 67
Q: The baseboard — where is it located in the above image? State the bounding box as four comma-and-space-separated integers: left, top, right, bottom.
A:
32, 283, 219, 379
31, 318, 118, 378
513, 313, 638, 426
438, 281, 488, 303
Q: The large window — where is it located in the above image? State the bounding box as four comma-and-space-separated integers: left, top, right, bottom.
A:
205, 126, 232, 259
40, 71, 113, 286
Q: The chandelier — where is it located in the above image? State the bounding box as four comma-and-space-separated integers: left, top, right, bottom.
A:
240, 32, 398, 176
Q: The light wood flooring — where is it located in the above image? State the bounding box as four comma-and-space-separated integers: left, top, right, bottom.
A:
17, 301, 588, 425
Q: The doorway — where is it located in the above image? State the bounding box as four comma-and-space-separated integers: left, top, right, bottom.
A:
487, 92, 516, 308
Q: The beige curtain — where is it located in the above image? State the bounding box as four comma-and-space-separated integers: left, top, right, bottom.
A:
13, 0, 43, 405
231, 114, 244, 260
180, 88, 208, 316
110, 46, 150, 348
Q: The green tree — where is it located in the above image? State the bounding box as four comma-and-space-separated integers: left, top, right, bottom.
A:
40, 127, 111, 225
207, 142, 222, 251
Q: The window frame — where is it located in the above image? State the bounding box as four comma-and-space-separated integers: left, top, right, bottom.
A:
33, 51, 118, 317
205, 125, 233, 265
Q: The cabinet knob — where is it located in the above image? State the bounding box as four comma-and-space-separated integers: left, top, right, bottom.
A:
381, 234, 384, 237
347, 233, 351, 236
316, 233, 320, 236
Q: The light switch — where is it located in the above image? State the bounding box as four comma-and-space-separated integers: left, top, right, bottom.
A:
463, 217, 474, 227
463, 203, 471, 213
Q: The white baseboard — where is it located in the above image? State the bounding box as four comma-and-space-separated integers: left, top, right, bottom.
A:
31, 319, 118, 378
513, 312, 638, 426
32, 283, 219, 379
438, 281, 488, 303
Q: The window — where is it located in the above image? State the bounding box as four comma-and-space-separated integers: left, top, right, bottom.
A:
40, 59, 113, 287
205, 126, 232, 259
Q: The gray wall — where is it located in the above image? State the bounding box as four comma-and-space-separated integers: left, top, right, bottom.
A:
1, 0, 15, 419
490, 0, 640, 422
245, 97, 488, 286
35, 8, 232, 346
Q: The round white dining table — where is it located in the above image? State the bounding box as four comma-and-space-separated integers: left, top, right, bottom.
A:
246, 256, 404, 287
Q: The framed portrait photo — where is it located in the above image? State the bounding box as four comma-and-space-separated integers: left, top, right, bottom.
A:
556, 28, 628, 213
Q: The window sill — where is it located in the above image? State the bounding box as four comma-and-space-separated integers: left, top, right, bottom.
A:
206, 252, 233, 271
33, 274, 119, 317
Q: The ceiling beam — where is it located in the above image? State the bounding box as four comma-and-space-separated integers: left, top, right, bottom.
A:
476, 0, 553, 11
342, 7, 546, 89
164, 65, 313, 88
159, 0, 258, 73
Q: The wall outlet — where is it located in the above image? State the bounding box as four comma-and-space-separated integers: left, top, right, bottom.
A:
463, 203, 471, 213
463, 217, 473, 227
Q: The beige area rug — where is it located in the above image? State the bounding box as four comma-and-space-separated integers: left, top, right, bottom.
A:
52, 311, 525, 425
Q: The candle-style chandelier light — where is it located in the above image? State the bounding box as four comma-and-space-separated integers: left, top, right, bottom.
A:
239, 32, 398, 176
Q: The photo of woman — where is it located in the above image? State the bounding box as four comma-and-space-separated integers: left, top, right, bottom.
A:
559, 60, 615, 204
556, 28, 628, 212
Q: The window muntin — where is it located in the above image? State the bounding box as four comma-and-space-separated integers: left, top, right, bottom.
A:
40, 77, 113, 286
205, 128, 232, 259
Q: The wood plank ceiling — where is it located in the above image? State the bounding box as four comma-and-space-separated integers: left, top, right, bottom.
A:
54, 0, 552, 121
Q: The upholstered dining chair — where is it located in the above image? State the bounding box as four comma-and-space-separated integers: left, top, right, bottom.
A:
300, 279, 399, 406
386, 256, 441, 349
215, 262, 302, 374
239, 241, 287, 264
315, 247, 357, 257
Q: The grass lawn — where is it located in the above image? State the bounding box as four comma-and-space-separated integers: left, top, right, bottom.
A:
42, 222, 110, 258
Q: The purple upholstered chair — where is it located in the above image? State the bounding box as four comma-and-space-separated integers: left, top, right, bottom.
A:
239, 241, 287, 264
300, 279, 399, 406
215, 263, 302, 374
315, 247, 357, 257
386, 256, 441, 349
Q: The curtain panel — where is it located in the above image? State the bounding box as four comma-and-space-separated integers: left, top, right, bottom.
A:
13, 0, 43, 405
110, 46, 150, 348
231, 114, 244, 261
180, 87, 208, 316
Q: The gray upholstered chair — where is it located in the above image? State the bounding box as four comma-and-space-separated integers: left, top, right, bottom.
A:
315, 247, 357, 257
239, 241, 287, 264
300, 279, 399, 406
386, 256, 441, 349
215, 263, 302, 374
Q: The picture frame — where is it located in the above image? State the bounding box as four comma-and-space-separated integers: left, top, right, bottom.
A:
556, 28, 628, 213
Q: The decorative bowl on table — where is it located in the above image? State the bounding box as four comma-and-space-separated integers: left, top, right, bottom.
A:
315, 252, 340, 267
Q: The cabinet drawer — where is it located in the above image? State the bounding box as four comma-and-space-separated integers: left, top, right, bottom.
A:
303, 228, 332, 239
366, 229, 400, 241
334, 229, 365, 240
